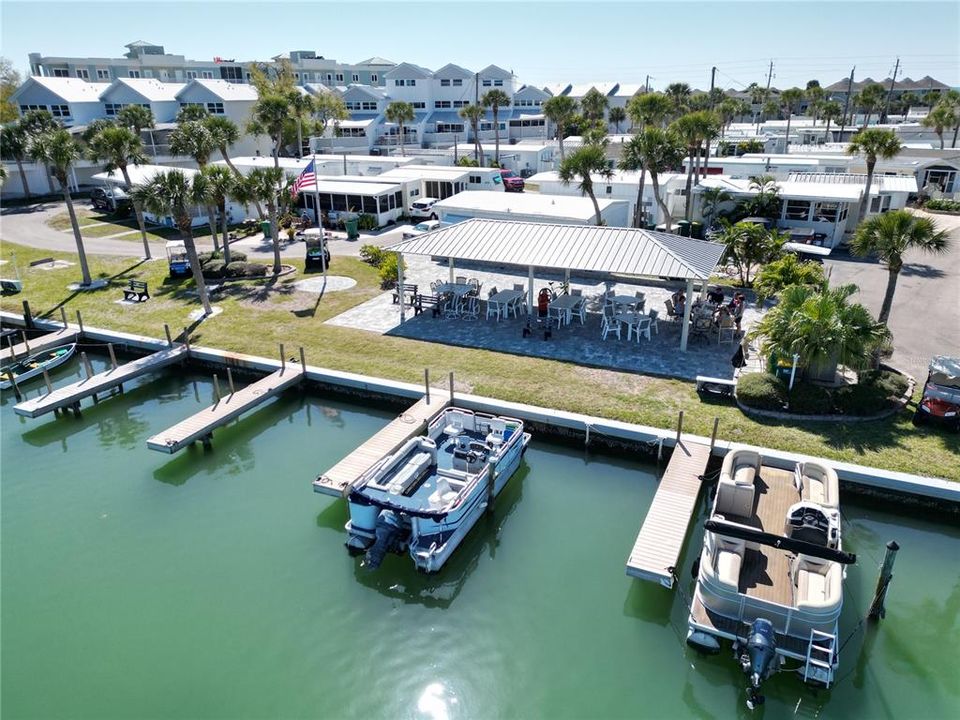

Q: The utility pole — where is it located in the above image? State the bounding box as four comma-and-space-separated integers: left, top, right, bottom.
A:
839, 65, 855, 140
644, 74, 650, 94
709, 66, 717, 108
881, 57, 900, 123
474, 71, 480, 163
756, 60, 774, 134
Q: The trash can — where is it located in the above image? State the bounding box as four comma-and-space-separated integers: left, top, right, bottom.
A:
676, 220, 691, 237
690, 221, 704, 239
344, 217, 359, 240
260, 221, 271, 237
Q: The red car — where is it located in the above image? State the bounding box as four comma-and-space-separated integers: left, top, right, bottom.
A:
914, 356, 960, 431
499, 168, 525, 192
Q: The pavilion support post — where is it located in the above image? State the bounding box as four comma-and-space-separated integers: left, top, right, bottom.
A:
564, 267, 570, 289
398, 252, 406, 324
448, 257, 455, 283
679, 278, 694, 351
528, 265, 535, 316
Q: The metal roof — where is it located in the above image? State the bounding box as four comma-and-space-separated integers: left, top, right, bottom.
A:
787, 172, 918, 193
386, 218, 726, 280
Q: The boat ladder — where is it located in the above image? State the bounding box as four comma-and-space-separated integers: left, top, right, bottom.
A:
803, 629, 837, 687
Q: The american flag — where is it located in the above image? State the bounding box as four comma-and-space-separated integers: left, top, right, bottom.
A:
290, 159, 316, 197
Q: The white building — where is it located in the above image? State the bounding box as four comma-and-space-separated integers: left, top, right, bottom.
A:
9, 76, 105, 127
433, 190, 629, 227
174, 79, 270, 157
98, 77, 183, 123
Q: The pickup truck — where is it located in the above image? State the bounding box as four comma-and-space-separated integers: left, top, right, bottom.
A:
499, 169, 525, 192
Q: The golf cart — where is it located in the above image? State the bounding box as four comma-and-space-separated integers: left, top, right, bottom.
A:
298, 228, 331, 271
166, 240, 190, 278
914, 356, 960, 431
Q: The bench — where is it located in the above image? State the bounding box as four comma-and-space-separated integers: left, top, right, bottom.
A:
696, 375, 736, 398
122, 279, 150, 303
414, 293, 442, 317
392, 282, 418, 306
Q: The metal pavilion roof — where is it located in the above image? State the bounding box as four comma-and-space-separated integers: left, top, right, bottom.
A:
386, 218, 727, 281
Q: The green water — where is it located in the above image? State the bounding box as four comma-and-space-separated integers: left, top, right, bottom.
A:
2, 357, 958, 719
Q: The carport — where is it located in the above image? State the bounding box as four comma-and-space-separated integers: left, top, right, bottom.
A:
385, 218, 727, 351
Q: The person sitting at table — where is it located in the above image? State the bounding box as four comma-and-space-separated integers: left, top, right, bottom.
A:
707, 286, 725, 305
673, 291, 686, 318
714, 303, 732, 326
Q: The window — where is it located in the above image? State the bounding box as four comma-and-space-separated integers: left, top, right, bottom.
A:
440, 79, 451, 87
206, 102, 225, 114
606, 185, 613, 194
97, 69, 111, 80
371, 73, 378, 83
436, 123, 464, 133
352, 74, 359, 82
336, 73, 344, 82
128, 70, 141, 78
395, 79, 404, 87
186, 70, 198, 80
482, 79, 492, 87
434, 100, 451, 109
201, 70, 214, 79
52, 68, 69, 77
19, 104, 44, 113
408, 79, 416, 86
339, 127, 366, 137
452, 100, 469, 108
362, 195, 378, 213
49, 104, 70, 118
494, 79, 503, 87
221, 66, 243, 82
812, 201, 846, 223
869, 195, 892, 214
76, 69, 89, 79
105, 103, 121, 116
452, 79, 463, 87
469, 174, 481, 184
143, 70, 153, 78
411, 101, 426, 109
784, 199, 811, 220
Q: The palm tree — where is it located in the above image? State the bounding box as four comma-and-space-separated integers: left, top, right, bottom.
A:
313, 92, 350, 142
847, 128, 902, 226
116, 104, 155, 135
543, 95, 578, 160
130, 170, 214, 316
558, 143, 613, 226
88, 125, 152, 259
0, 122, 32, 199
664, 82, 692, 117
779, 87, 805, 150
248, 93, 293, 166
243, 167, 286, 274
170, 120, 221, 249
619, 127, 683, 231
289, 92, 315, 158
744, 174, 781, 219
608, 106, 626, 133
701, 186, 732, 228
627, 92, 672, 128
29, 129, 92, 285
716, 221, 785, 286
851, 210, 950, 326
201, 165, 238, 264
201, 115, 240, 172
820, 100, 843, 140
857, 83, 886, 128
459, 104, 485, 166
716, 98, 739, 138
20, 109, 61, 193
753, 253, 826, 305
671, 111, 714, 220
481, 89, 511, 166
805, 84, 825, 123
385, 101, 415, 157
921, 102, 957, 150
177, 104, 210, 123
580, 87, 609, 123
752, 283, 888, 379
939, 89, 960, 148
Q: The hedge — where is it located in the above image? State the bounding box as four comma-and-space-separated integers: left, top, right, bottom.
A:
224, 261, 268, 278
202, 260, 227, 279
926, 198, 960, 212
787, 382, 833, 414
834, 383, 892, 416
199, 250, 247, 265
736, 373, 787, 411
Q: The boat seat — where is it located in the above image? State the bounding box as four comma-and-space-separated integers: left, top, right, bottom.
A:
428, 478, 459, 510
385, 451, 433, 495
794, 557, 843, 610
715, 481, 755, 519
713, 537, 745, 592
798, 461, 839, 509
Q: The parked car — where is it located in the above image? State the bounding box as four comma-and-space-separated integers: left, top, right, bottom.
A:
499, 169, 525, 192
914, 356, 960, 431
408, 197, 440, 220
402, 219, 443, 239
90, 186, 132, 214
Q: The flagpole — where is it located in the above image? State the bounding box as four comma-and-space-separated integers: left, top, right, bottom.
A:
311, 155, 327, 282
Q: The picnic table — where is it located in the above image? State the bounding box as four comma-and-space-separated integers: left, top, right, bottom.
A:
435, 282, 473, 297
608, 294, 645, 312
487, 289, 523, 320
548, 294, 581, 326
616, 311, 651, 342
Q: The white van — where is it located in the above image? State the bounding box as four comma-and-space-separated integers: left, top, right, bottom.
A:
408, 197, 440, 220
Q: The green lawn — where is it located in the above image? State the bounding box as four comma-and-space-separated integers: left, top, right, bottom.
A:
47, 213, 258, 243
2, 239, 957, 481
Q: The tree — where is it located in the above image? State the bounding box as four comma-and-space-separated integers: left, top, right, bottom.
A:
857, 83, 886, 128
670, 111, 715, 220
169, 120, 221, 248
580, 87, 609, 123
752, 283, 888, 377
385, 100, 415, 157
779, 87, 805, 150
244, 167, 287, 274
29, 129, 92, 285
716, 98, 740, 137
627, 92, 672, 128
558, 143, 613, 226
847, 128, 902, 226
0, 122, 32, 199
459, 103, 485, 166
203, 115, 241, 171
820, 100, 843, 140
851, 210, 950, 326
79, 118, 115, 145
482, 89, 510, 166
201, 165, 239, 264
248, 93, 293, 165
543, 95, 578, 160
805, 85, 825, 123
700, 186, 732, 228
716, 220, 785, 286
88, 125, 152, 259
921, 102, 957, 150
665, 82, 692, 117
938, 89, 960, 148
608, 106, 626, 133
131, 170, 214, 316
20, 109, 61, 193
0, 57, 20, 123
289, 92, 315, 158
619, 126, 683, 231
753, 253, 826, 304
116, 104, 155, 135
313, 92, 349, 141
177, 104, 210, 123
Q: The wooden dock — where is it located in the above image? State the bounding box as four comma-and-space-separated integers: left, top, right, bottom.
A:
146, 365, 303, 453
1, 327, 80, 362
313, 391, 451, 497
13, 345, 188, 418
626, 440, 712, 588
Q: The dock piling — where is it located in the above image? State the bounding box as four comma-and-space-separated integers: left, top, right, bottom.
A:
227, 367, 235, 396
280, 344, 286, 372
164, 324, 173, 348
80, 351, 93, 379
449, 372, 454, 406
42, 368, 53, 395
213, 374, 222, 403
22, 300, 33, 329
182, 328, 190, 352
424, 369, 430, 404
20, 330, 30, 355
868, 540, 900, 621
299, 346, 306, 374
76, 310, 84, 335
675, 411, 684, 445
709, 417, 720, 451
9, 370, 22, 401
60, 306, 68, 328
107, 343, 118, 370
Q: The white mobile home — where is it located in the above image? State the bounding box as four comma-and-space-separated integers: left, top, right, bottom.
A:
377, 165, 470, 201
433, 191, 629, 227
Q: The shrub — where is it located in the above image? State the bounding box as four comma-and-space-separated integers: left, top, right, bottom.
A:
377, 252, 405, 288
202, 260, 227, 279
360, 244, 385, 266
860, 369, 909, 397
736, 373, 787, 411
199, 250, 246, 265
926, 198, 960, 212
834, 383, 892, 416
225, 261, 268, 278
788, 382, 833, 414
357, 213, 378, 231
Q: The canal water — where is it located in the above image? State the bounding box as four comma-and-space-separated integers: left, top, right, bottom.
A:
2, 356, 958, 719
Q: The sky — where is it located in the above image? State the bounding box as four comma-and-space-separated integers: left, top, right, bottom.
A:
3, 1, 958, 91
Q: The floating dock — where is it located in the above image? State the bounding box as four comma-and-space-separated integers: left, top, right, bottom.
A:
626, 440, 712, 588
1, 327, 80, 362
13, 345, 188, 418
313, 391, 451, 497
146, 364, 303, 453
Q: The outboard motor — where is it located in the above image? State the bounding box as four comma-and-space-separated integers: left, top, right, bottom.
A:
364, 510, 409, 570
740, 618, 778, 709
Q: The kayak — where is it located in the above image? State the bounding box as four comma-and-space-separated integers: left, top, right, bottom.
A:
0, 344, 77, 390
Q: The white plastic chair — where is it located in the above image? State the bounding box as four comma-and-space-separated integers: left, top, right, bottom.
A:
455, 275, 467, 285
601, 313, 621, 340
486, 299, 500, 321
573, 298, 587, 325
647, 309, 659, 335
462, 297, 479, 321
634, 317, 652, 342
